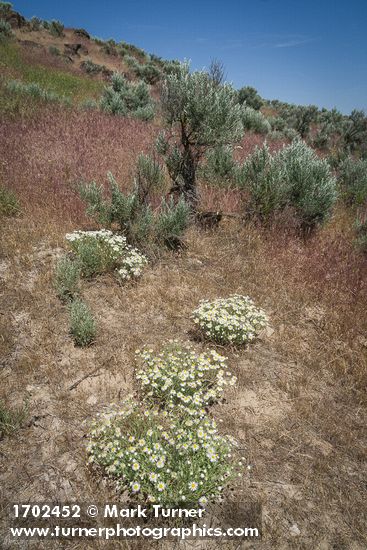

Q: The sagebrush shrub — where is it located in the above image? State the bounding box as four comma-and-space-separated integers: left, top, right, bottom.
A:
48, 45, 60, 56
69, 299, 96, 347
136, 342, 236, 413
49, 20, 64, 37
0, 186, 20, 216
87, 398, 241, 506
193, 295, 268, 345
154, 197, 191, 246
241, 107, 271, 135
0, 18, 12, 39
100, 72, 154, 120
55, 256, 80, 302
78, 172, 190, 249
0, 2, 12, 15
160, 62, 243, 205
339, 157, 367, 206
242, 140, 337, 228
201, 146, 238, 186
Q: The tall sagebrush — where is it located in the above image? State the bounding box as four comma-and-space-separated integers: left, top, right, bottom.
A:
160, 61, 243, 206
242, 140, 337, 229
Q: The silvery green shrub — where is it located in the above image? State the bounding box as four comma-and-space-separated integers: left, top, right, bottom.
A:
55, 256, 80, 302
0, 18, 12, 39
201, 146, 239, 186
69, 299, 96, 347
49, 20, 64, 37
241, 107, 271, 135
339, 157, 367, 206
160, 62, 243, 206
101, 72, 154, 120
243, 140, 337, 228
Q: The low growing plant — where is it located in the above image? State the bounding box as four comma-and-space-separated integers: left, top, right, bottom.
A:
192, 295, 268, 345
136, 342, 236, 413
0, 18, 12, 40
7, 80, 72, 106
87, 397, 242, 506
69, 299, 96, 347
54, 256, 80, 302
65, 229, 148, 280
0, 186, 20, 216
0, 399, 27, 439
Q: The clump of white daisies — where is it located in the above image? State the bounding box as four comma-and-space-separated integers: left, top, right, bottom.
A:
87, 397, 243, 507
136, 341, 236, 414
87, 341, 243, 507
192, 294, 268, 345
65, 229, 147, 281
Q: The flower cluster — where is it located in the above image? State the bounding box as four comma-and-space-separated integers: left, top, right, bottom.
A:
65, 229, 147, 281
87, 397, 241, 507
192, 295, 268, 345
136, 342, 236, 413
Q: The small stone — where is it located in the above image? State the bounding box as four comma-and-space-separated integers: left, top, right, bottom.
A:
289, 523, 301, 536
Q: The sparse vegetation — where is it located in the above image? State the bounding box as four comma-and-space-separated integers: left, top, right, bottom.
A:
0, 399, 27, 439
0, 185, 20, 216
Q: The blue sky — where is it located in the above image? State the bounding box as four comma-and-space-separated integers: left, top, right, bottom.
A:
13, 0, 367, 114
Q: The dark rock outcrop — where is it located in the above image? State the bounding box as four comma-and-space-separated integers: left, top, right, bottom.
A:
74, 28, 90, 40
64, 43, 88, 57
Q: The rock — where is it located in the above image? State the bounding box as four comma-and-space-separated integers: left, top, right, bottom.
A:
196, 211, 223, 229
101, 67, 114, 80
19, 40, 43, 49
289, 523, 301, 536
5, 10, 26, 28
64, 43, 88, 57
74, 28, 90, 40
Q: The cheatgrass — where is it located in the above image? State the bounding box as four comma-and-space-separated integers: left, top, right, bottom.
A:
0, 186, 20, 216
0, 399, 27, 439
